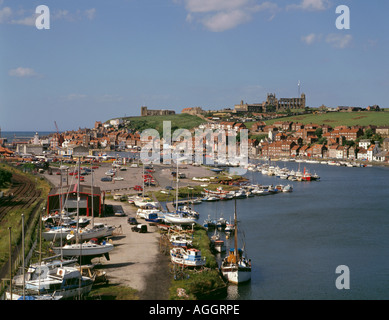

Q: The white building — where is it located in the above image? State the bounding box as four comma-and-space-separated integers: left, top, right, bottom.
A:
367, 144, 380, 161
358, 139, 371, 150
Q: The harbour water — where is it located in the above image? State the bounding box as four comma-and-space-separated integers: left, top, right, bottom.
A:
197, 162, 389, 300
0, 131, 54, 143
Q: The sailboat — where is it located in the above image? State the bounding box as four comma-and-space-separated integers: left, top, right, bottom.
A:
52, 159, 114, 261
164, 157, 196, 225
221, 199, 251, 284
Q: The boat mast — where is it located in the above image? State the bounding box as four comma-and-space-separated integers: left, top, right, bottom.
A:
91, 164, 94, 228
59, 160, 63, 261
234, 198, 238, 261
21, 214, 25, 300
175, 158, 179, 212
76, 158, 80, 244
142, 162, 145, 198
77, 158, 82, 300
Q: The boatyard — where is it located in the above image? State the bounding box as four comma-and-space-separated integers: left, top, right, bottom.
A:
0, 159, 252, 300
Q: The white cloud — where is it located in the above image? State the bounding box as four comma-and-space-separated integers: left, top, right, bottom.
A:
201, 9, 250, 32
288, 0, 330, 11
180, 0, 279, 32
301, 32, 352, 49
185, 0, 250, 13
11, 15, 36, 26
65, 93, 88, 101
0, 6, 11, 23
85, 8, 96, 20
301, 33, 322, 45
326, 34, 352, 49
8, 67, 39, 78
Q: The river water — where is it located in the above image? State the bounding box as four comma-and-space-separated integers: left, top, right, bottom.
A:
196, 161, 389, 300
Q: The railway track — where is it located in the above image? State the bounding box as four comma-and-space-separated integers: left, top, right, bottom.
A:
0, 172, 42, 224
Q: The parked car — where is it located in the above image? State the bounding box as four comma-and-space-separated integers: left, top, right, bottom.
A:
127, 217, 138, 225
165, 185, 174, 190
134, 185, 143, 191
101, 177, 112, 182
131, 224, 147, 233
114, 208, 125, 216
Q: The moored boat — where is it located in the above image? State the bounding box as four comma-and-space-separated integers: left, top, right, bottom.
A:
221, 199, 251, 284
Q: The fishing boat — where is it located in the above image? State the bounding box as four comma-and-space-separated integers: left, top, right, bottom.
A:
210, 231, 226, 253
10, 266, 94, 300
12, 258, 78, 287
170, 247, 206, 267
136, 208, 162, 219
252, 185, 272, 196
201, 195, 220, 202
203, 215, 216, 230
282, 184, 293, 192
233, 189, 247, 199
219, 193, 234, 201
170, 234, 193, 247
216, 217, 227, 230
144, 212, 161, 223
301, 167, 312, 181
224, 221, 235, 235
221, 199, 251, 284
177, 205, 199, 219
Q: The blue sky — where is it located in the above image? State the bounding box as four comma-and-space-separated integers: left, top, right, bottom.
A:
1, 0, 388, 131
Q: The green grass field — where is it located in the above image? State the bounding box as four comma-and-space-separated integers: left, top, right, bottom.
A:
120, 114, 206, 135
248, 111, 389, 128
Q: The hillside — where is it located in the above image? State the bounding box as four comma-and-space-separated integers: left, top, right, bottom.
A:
120, 114, 207, 135
254, 111, 389, 128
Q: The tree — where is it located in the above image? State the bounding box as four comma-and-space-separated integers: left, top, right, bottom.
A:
0, 168, 12, 188
315, 128, 323, 139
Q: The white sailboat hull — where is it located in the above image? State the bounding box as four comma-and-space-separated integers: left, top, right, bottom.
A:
164, 214, 196, 225
42, 228, 73, 241
53, 243, 114, 257
66, 224, 115, 241
221, 265, 251, 284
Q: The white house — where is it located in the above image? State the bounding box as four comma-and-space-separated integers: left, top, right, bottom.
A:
373, 151, 388, 162
367, 144, 380, 161
358, 139, 371, 150
110, 119, 123, 127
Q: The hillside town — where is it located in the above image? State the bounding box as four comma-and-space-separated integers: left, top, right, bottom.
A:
1, 98, 389, 164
